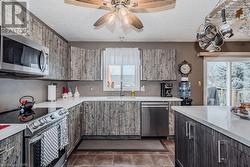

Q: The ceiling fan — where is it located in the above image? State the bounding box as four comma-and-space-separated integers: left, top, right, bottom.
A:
65, 0, 176, 30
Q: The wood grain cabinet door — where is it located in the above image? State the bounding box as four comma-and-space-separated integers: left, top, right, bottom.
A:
175, 113, 190, 167
69, 48, 102, 81
142, 49, 177, 81
119, 102, 141, 136
82, 102, 97, 135
30, 17, 43, 45
66, 107, 74, 155
67, 105, 82, 156
106, 102, 120, 136
194, 124, 219, 167
175, 113, 196, 167
69, 47, 85, 80
226, 145, 250, 167
0, 132, 23, 167
215, 133, 250, 167
168, 101, 181, 136
75, 104, 82, 143
82, 49, 102, 81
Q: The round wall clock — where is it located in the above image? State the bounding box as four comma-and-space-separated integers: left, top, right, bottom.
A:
178, 60, 192, 76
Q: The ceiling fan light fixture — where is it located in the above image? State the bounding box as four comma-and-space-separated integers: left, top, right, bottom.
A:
122, 14, 131, 25
65, 0, 176, 31
108, 12, 117, 23
119, 7, 129, 17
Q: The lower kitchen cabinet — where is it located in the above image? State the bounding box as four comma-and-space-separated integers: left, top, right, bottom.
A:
0, 132, 23, 167
82, 101, 141, 136
175, 112, 250, 167
66, 104, 81, 156
175, 113, 194, 167
216, 133, 250, 167
168, 101, 181, 136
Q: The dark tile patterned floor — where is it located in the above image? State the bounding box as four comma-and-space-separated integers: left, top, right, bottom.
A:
67, 140, 175, 167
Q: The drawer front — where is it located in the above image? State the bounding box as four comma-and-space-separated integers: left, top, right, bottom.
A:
0, 132, 23, 167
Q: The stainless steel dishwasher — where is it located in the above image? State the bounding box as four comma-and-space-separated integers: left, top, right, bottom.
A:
141, 102, 169, 137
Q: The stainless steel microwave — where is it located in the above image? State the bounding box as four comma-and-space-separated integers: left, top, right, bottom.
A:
0, 34, 49, 76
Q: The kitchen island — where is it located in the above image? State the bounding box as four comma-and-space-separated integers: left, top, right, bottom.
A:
172, 106, 250, 167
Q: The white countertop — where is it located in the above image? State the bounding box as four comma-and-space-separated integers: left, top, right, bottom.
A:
0, 124, 26, 141
0, 96, 181, 140
172, 106, 250, 147
35, 96, 182, 109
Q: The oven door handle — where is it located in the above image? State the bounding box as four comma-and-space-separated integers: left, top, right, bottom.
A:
39, 50, 47, 72
29, 135, 44, 144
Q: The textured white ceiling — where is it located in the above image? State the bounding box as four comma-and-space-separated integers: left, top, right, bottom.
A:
27, 0, 250, 42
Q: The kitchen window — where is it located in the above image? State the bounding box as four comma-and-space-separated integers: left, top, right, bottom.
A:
204, 56, 250, 106
103, 48, 141, 91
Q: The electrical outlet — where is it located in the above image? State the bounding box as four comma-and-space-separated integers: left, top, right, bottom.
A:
141, 85, 145, 92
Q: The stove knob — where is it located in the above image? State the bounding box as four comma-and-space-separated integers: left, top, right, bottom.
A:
32, 121, 40, 129
46, 117, 52, 122
58, 110, 64, 115
39, 118, 46, 125
50, 114, 55, 119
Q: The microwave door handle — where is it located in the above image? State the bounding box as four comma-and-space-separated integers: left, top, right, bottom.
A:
39, 50, 46, 72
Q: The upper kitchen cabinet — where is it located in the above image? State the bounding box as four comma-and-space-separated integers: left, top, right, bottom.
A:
41, 28, 68, 80
29, 16, 43, 45
83, 49, 102, 80
69, 46, 102, 81
1, 3, 68, 80
69, 46, 85, 80
141, 49, 177, 81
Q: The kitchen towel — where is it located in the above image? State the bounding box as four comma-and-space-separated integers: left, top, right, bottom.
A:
41, 126, 59, 167
59, 117, 69, 150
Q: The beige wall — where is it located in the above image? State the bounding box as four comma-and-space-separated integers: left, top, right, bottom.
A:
0, 79, 65, 113
69, 41, 250, 105
0, 42, 249, 112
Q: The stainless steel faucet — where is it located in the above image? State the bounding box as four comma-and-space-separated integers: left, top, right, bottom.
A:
120, 81, 124, 96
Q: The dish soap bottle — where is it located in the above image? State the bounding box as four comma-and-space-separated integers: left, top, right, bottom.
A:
131, 90, 136, 97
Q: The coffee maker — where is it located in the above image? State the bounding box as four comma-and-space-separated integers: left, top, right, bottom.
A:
161, 82, 173, 97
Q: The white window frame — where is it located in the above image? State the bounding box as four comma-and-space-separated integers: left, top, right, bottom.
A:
204, 56, 250, 106
102, 48, 141, 92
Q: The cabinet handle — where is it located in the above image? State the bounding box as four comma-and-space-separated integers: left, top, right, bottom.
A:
188, 123, 195, 140
218, 140, 227, 163
185, 122, 189, 138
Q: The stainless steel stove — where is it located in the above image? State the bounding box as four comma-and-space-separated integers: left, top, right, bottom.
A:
0, 107, 69, 167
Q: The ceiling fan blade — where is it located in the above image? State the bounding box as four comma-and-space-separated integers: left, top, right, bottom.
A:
131, 0, 176, 13
94, 12, 115, 27
127, 13, 144, 29
65, 0, 110, 10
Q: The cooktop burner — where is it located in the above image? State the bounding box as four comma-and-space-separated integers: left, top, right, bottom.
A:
0, 107, 63, 124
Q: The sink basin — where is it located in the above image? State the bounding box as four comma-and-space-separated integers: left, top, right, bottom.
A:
106, 96, 137, 99
0, 125, 10, 130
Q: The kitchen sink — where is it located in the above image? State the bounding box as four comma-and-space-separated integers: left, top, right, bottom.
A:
106, 96, 137, 100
